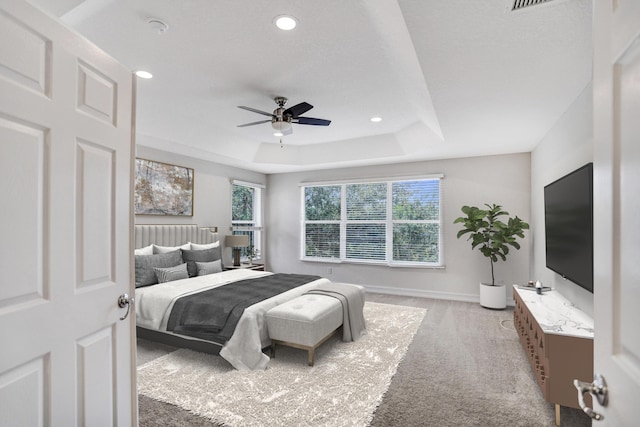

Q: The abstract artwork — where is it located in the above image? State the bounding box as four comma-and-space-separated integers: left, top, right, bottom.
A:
134, 158, 194, 216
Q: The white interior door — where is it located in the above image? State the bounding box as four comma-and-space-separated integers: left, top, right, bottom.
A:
592, 0, 640, 424
0, 1, 136, 426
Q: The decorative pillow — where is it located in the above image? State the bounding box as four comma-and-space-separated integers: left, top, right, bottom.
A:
181, 247, 222, 277
134, 250, 182, 287
134, 244, 153, 255
154, 263, 189, 283
153, 242, 191, 254
196, 259, 222, 276
190, 241, 220, 250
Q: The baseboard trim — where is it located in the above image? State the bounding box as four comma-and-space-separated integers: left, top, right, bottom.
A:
362, 284, 516, 307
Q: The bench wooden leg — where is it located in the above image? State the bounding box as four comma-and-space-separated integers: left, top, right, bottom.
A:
555, 404, 561, 426
270, 328, 338, 366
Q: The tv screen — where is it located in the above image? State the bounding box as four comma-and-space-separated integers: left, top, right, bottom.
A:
544, 163, 593, 293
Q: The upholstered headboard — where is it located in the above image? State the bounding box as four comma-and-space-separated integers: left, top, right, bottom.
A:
134, 224, 218, 249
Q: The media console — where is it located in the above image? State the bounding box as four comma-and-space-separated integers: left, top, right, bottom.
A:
512, 285, 593, 426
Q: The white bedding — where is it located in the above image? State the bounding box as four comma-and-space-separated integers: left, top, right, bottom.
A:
135, 269, 330, 370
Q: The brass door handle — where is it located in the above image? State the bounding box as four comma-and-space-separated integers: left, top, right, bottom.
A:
573, 373, 608, 421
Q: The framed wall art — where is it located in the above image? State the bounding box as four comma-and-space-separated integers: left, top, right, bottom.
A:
134, 158, 194, 216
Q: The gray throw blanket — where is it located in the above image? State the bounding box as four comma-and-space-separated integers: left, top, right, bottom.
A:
167, 273, 321, 342
305, 283, 366, 341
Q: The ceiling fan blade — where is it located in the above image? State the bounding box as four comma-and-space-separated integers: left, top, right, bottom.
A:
296, 117, 331, 126
237, 106, 273, 117
283, 102, 313, 118
237, 119, 271, 127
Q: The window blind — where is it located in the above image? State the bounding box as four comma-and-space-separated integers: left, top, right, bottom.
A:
301, 175, 443, 266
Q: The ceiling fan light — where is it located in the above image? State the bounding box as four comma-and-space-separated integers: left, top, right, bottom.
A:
370, 116, 382, 122
274, 15, 298, 31
273, 131, 284, 137
272, 121, 292, 131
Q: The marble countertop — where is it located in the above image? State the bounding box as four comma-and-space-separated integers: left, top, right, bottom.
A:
513, 285, 594, 339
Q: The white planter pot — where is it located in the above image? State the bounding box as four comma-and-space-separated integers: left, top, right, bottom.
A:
479, 283, 507, 309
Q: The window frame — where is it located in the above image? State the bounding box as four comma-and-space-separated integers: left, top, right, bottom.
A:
300, 174, 444, 268
231, 180, 264, 262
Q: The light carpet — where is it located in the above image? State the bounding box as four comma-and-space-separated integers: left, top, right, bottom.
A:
137, 302, 426, 427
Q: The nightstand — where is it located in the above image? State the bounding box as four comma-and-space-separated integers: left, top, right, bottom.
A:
224, 263, 265, 271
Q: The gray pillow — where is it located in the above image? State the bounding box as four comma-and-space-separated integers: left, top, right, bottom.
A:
135, 250, 182, 287
154, 263, 189, 283
181, 247, 222, 277
196, 259, 222, 276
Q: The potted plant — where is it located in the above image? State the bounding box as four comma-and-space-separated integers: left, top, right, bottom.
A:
454, 204, 529, 309
247, 245, 259, 266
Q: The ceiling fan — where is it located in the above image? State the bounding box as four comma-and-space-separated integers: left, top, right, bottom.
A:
237, 96, 331, 135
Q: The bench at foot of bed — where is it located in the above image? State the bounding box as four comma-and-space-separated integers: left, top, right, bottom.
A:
266, 293, 343, 366
265, 283, 366, 366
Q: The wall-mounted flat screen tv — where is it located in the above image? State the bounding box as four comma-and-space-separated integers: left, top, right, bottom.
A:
544, 163, 593, 293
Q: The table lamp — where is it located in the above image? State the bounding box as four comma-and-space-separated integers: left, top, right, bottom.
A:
225, 234, 249, 266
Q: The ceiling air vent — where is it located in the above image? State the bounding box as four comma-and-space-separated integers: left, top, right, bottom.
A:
512, 0, 554, 11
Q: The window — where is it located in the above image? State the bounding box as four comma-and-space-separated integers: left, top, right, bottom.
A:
302, 176, 442, 266
231, 180, 264, 261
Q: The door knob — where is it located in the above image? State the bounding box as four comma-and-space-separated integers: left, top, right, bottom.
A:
118, 293, 134, 320
573, 373, 608, 421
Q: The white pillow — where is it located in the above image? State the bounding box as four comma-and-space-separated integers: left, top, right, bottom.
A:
153, 242, 191, 254
134, 244, 153, 255
190, 241, 220, 250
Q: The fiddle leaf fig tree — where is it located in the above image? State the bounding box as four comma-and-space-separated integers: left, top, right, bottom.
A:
454, 204, 529, 286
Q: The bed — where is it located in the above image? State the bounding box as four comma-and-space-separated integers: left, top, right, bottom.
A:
133, 225, 331, 370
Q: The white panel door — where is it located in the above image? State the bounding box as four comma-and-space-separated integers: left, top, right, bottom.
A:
591, 0, 640, 424
0, 1, 136, 426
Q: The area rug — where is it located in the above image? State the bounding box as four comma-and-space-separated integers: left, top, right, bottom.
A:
137, 302, 426, 427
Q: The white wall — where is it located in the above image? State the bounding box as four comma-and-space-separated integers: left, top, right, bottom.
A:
135, 140, 266, 264
266, 154, 531, 303
530, 83, 593, 316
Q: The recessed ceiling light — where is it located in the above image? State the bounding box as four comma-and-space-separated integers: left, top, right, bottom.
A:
274, 15, 298, 31
370, 117, 382, 122
135, 70, 153, 79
